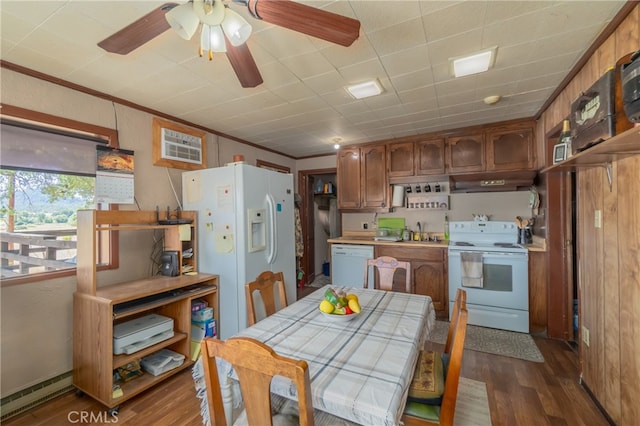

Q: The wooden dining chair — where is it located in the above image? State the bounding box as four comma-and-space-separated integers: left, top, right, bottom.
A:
245, 271, 287, 325
200, 336, 358, 426
364, 256, 412, 293
402, 289, 468, 426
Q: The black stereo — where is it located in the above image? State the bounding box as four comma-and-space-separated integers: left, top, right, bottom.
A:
621, 50, 640, 123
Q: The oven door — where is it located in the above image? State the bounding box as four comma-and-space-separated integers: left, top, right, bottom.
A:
448, 249, 529, 310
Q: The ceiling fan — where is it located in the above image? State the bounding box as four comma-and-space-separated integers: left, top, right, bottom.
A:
97, 0, 361, 88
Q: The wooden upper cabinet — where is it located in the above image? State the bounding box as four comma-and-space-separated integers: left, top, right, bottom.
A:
336, 147, 361, 209
361, 145, 387, 208
388, 141, 414, 177
337, 145, 387, 210
416, 138, 445, 175
445, 133, 485, 173
486, 126, 535, 171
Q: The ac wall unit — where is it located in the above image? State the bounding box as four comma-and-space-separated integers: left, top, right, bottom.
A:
161, 127, 203, 164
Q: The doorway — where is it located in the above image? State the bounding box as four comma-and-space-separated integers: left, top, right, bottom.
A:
298, 168, 339, 288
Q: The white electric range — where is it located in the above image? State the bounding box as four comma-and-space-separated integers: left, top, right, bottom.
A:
448, 221, 529, 333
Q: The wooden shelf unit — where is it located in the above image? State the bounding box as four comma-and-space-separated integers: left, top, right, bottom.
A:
73, 210, 219, 410
542, 126, 640, 173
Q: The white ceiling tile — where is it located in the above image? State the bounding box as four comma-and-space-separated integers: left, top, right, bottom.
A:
257, 60, 300, 87
338, 58, 387, 84
320, 37, 378, 69
380, 44, 430, 78
351, 1, 423, 33
390, 68, 435, 92
271, 82, 317, 102
426, 28, 484, 66
422, 1, 486, 42
302, 70, 348, 95
366, 17, 427, 57
279, 51, 336, 80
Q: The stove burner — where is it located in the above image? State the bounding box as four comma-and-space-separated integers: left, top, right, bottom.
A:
454, 242, 474, 246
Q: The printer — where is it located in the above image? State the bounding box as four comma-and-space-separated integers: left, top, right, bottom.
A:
113, 314, 174, 355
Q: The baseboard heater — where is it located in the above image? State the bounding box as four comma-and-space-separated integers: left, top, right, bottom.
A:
0, 371, 73, 421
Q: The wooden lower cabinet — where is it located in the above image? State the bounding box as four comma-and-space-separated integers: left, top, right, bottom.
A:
375, 245, 448, 319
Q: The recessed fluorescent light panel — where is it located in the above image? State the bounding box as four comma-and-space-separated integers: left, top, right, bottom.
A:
450, 46, 497, 78
346, 80, 383, 99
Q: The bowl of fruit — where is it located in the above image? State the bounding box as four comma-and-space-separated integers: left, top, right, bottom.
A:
318, 288, 361, 321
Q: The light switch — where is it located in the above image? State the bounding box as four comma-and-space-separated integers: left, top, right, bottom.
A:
594, 210, 602, 228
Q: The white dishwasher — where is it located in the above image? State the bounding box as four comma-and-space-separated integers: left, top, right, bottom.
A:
330, 244, 374, 288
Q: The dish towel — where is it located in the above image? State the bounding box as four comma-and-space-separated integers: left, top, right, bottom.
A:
460, 252, 484, 288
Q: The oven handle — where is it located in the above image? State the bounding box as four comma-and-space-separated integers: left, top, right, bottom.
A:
449, 251, 528, 259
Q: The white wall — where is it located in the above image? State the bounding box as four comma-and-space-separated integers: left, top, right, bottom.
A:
0, 69, 294, 396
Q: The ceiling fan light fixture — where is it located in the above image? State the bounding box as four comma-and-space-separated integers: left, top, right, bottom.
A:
165, 3, 200, 40
193, 0, 225, 26
201, 24, 227, 55
221, 7, 252, 46
345, 80, 384, 99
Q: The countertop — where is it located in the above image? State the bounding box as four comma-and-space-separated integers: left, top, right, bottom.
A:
328, 232, 547, 252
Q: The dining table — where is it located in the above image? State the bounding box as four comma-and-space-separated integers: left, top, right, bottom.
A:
221, 285, 436, 426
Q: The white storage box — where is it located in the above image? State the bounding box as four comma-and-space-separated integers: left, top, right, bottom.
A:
113, 314, 174, 355
141, 349, 185, 376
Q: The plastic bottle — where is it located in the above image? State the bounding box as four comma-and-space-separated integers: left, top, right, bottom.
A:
402, 226, 410, 241
444, 213, 450, 241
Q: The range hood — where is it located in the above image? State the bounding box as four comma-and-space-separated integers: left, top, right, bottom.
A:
449, 171, 537, 193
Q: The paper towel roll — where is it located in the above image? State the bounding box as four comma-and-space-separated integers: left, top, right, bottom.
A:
392, 185, 405, 207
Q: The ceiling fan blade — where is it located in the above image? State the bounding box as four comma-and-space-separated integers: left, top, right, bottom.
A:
98, 3, 179, 55
246, 0, 360, 47
225, 40, 263, 88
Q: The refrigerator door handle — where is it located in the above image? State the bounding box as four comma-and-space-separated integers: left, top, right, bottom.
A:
266, 194, 277, 264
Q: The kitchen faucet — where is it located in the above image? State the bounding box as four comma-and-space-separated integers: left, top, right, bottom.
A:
416, 222, 422, 240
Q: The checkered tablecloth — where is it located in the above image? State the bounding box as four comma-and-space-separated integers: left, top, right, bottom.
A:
235, 285, 435, 425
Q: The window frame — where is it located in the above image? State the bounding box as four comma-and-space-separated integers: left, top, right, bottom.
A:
0, 103, 120, 286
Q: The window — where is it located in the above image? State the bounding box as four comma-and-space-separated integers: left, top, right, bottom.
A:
0, 106, 119, 285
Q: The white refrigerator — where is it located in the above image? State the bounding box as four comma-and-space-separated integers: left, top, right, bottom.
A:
182, 163, 296, 339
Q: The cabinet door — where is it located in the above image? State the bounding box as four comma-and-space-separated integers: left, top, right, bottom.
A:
416, 138, 445, 175
446, 134, 485, 173
337, 148, 361, 209
486, 127, 535, 171
388, 141, 414, 177
360, 145, 387, 208
376, 246, 447, 318
413, 260, 447, 318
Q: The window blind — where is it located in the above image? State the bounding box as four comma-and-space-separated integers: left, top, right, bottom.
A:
0, 121, 107, 176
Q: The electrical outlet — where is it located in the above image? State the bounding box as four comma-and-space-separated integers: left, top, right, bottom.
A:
582, 325, 590, 347
594, 210, 602, 228
361, 222, 368, 230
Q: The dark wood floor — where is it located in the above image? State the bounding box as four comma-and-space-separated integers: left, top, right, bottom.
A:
4, 285, 609, 426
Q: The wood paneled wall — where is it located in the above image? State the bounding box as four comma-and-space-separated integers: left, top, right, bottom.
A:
539, 5, 639, 424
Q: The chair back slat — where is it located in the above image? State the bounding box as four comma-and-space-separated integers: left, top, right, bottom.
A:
201, 336, 315, 426
364, 256, 412, 293
245, 271, 288, 325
